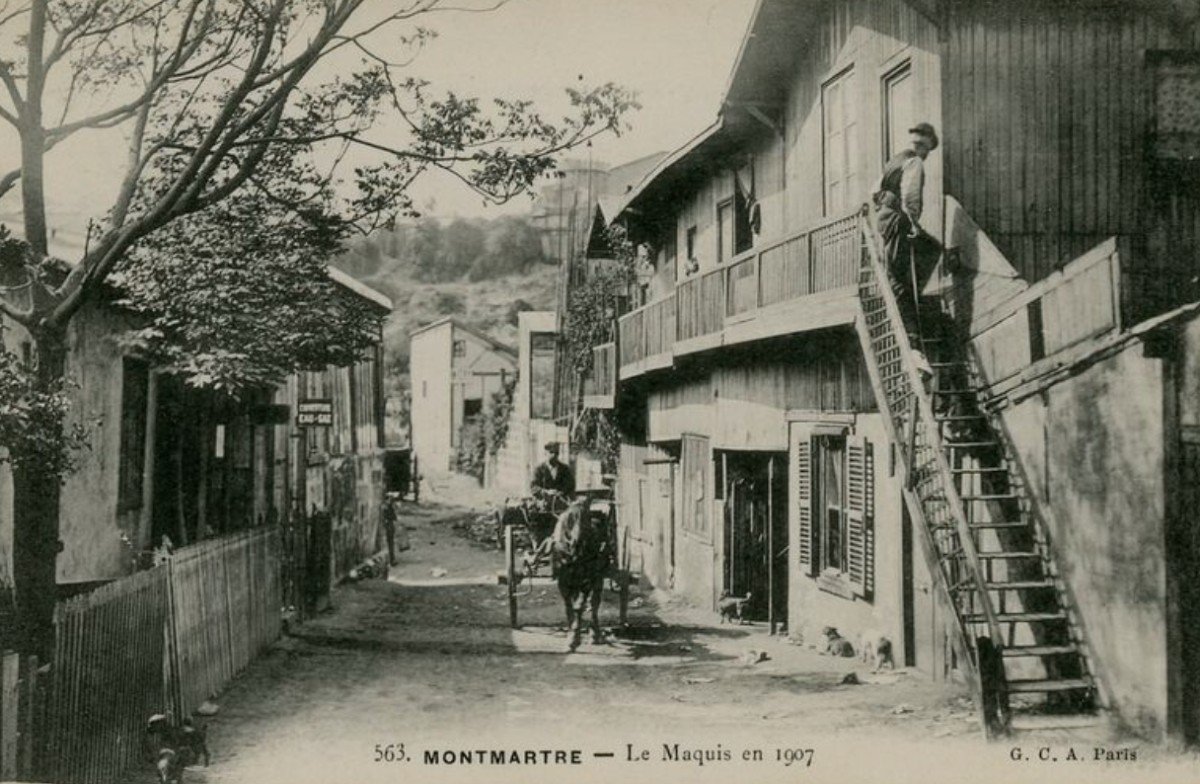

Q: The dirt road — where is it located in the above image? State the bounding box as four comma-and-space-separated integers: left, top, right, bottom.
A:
122, 499, 1187, 784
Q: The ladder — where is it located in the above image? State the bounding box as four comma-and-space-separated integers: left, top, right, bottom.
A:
854, 209, 1098, 737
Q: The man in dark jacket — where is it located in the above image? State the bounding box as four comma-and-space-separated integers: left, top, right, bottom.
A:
531, 441, 574, 500
874, 122, 942, 332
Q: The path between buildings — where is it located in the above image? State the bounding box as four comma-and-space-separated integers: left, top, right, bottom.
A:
120, 491, 1196, 784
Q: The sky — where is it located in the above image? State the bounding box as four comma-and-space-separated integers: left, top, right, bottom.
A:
0, 0, 758, 246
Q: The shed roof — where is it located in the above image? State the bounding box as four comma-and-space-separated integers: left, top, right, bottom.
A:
409, 316, 517, 358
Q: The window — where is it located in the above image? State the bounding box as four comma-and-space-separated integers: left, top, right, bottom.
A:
816, 435, 848, 573
733, 161, 755, 253
529, 332, 556, 419
684, 225, 698, 275
422, 380, 427, 398
717, 199, 734, 264
117, 358, 149, 513
452, 339, 466, 358
662, 226, 678, 283
882, 62, 916, 164
822, 67, 858, 215
792, 425, 873, 598
1151, 51, 1200, 160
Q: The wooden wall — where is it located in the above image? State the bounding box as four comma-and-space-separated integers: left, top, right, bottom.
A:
943, 2, 1200, 316
783, 0, 943, 236
655, 0, 941, 282
646, 332, 876, 444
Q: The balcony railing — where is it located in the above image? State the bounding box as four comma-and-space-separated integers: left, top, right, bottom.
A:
617, 294, 676, 366
616, 208, 861, 374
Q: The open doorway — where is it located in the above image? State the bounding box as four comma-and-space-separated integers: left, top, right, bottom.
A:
721, 451, 788, 632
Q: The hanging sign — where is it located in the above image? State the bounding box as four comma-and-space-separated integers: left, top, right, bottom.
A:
297, 399, 334, 427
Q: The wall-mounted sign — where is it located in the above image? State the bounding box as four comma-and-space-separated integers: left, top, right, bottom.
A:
297, 399, 334, 427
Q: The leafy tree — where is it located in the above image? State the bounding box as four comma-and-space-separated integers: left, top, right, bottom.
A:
441, 218, 485, 280
469, 214, 545, 280
410, 216, 444, 281
0, 0, 637, 656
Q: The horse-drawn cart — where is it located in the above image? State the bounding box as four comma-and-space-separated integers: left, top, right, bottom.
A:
493, 489, 631, 630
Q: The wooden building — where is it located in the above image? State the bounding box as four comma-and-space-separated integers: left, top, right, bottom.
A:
579, 0, 1200, 741
0, 265, 392, 594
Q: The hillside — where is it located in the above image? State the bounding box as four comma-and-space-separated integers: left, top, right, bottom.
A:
332, 218, 559, 392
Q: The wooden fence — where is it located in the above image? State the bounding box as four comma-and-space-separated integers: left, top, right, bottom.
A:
168, 529, 281, 718
972, 238, 1123, 389
42, 527, 281, 784
48, 566, 171, 784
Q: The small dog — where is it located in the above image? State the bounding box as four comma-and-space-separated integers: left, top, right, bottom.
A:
718, 591, 752, 624
821, 626, 855, 657
145, 712, 210, 783
857, 629, 896, 671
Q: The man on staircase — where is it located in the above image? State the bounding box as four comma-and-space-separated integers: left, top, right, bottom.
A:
873, 122, 942, 341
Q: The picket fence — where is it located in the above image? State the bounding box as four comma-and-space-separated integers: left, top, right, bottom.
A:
45, 528, 281, 784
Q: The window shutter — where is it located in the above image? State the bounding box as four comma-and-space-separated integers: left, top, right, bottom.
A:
846, 435, 874, 597
792, 428, 815, 576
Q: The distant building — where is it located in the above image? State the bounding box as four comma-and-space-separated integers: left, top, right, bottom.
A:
488, 311, 567, 494
409, 317, 517, 473
530, 153, 667, 268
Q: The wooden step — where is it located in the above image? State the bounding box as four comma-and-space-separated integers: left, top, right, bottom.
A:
1007, 678, 1092, 694
985, 580, 1055, 590
1002, 644, 1079, 657
946, 441, 999, 450
959, 493, 1021, 502
967, 520, 1027, 530
1008, 712, 1105, 732
937, 414, 987, 422
977, 551, 1040, 560
951, 467, 1007, 474
966, 611, 1065, 623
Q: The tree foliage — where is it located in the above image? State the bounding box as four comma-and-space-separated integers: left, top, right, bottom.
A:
0, 0, 638, 437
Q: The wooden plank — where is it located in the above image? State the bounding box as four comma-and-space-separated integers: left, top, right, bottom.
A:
1, 652, 17, 778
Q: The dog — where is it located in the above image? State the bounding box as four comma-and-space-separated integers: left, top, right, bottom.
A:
857, 629, 896, 671
718, 591, 752, 624
145, 712, 210, 783
820, 626, 855, 657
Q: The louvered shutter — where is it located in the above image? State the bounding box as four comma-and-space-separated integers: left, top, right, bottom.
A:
846, 435, 874, 597
792, 426, 815, 576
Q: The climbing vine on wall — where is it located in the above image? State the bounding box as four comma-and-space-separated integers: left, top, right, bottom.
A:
485, 375, 518, 456
563, 224, 638, 377
453, 374, 518, 482
570, 408, 620, 475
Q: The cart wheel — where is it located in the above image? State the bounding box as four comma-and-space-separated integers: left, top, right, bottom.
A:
505, 524, 518, 628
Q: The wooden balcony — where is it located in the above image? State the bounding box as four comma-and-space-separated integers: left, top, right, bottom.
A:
617, 209, 863, 380
582, 341, 616, 409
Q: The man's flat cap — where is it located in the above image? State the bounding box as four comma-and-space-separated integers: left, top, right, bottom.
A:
909, 122, 939, 150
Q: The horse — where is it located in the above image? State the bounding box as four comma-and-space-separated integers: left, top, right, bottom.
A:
549, 496, 614, 652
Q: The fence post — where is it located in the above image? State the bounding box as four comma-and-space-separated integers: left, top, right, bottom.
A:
1, 652, 17, 779
165, 556, 185, 719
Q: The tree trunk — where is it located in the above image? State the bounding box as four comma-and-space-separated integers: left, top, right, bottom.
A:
11, 328, 67, 660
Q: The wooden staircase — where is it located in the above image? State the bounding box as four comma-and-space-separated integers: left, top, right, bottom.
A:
854, 209, 1100, 738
